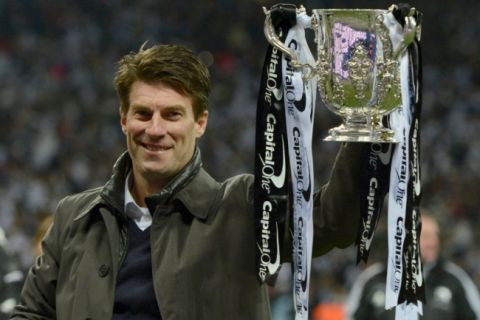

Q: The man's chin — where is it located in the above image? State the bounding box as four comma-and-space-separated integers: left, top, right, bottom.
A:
140, 164, 181, 181
141, 167, 170, 180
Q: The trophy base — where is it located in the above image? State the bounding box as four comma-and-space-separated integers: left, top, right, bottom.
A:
324, 124, 398, 143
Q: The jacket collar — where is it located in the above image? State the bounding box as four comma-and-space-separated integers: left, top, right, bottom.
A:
99, 151, 132, 218
71, 152, 128, 223
95, 147, 217, 221
173, 168, 220, 220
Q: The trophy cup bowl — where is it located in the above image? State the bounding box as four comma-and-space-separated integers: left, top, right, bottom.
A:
264, 7, 418, 143
316, 9, 401, 143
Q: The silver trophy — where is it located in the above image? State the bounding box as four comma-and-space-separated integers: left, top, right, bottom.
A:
264, 6, 420, 143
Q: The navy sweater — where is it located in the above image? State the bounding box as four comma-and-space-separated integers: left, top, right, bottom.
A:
113, 218, 161, 319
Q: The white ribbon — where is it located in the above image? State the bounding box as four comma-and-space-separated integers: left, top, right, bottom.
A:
282, 12, 317, 320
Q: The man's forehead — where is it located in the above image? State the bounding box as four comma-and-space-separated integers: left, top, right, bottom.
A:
130, 81, 191, 102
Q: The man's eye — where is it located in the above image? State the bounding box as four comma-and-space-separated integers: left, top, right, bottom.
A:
135, 110, 150, 118
166, 111, 182, 119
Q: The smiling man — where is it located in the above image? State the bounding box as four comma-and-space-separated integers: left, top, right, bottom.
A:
12, 44, 365, 320
121, 80, 208, 206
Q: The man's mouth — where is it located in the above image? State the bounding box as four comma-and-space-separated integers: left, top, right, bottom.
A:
141, 143, 171, 152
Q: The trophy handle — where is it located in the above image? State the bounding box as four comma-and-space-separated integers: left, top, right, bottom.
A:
389, 5, 421, 58
263, 6, 316, 77
263, 7, 300, 65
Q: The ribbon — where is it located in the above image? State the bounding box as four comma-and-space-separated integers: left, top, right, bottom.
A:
383, 5, 425, 318
253, 4, 295, 285
356, 142, 392, 263
254, 5, 316, 319
396, 4, 425, 317
282, 10, 317, 319
350, 4, 424, 318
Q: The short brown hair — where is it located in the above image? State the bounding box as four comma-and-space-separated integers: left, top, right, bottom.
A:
114, 43, 210, 119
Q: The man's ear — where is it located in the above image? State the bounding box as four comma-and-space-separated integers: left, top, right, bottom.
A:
195, 110, 208, 138
120, 107, 127, 134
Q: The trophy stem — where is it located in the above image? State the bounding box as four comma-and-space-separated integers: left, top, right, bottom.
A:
324, 115, 397, 143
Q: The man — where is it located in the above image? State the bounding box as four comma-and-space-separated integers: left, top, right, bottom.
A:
346, 214, 480, 320
12, 44, 364, 319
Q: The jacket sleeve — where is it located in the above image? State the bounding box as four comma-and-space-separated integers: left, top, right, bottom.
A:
311, 142, 365, 257
10, 200, 67, 319
279, 143, 366, 261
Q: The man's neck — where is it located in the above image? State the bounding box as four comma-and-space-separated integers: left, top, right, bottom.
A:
130, 172, 170, 207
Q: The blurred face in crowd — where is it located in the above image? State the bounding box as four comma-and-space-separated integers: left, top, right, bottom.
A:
120, 80, 208, 191
420, 216, 440, 264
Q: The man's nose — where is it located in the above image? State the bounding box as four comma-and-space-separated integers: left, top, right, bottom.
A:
145, 113, 166, 136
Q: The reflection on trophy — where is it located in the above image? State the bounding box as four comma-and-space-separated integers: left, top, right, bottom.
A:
264, 6, 420, 143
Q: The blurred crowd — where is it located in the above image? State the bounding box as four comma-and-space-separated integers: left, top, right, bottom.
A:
0, 0, 479, 318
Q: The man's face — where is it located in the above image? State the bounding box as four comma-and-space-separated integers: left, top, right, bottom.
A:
120, 81, 208, 188
420, 217, 440, 264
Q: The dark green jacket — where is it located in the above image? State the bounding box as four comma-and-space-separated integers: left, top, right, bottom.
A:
12, 144, 364, 320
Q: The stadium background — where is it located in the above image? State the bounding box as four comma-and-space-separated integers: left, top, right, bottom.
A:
0, 0, 478, 317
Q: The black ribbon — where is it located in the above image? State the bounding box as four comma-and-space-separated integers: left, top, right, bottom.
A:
356, 143, 392, 263
355, 2, 425, 309
396, 4, 425, 304
253, 4, 296, 284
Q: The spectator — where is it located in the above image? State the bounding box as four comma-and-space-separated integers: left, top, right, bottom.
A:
346, 213, 480, 320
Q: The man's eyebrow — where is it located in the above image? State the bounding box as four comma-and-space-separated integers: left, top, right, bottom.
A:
129, 103, 150, 110
130, 103, 186, 109
163, 105, 187, 111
